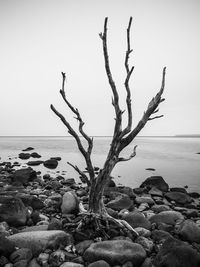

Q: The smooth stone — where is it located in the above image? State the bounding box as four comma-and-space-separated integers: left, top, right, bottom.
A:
135, 236, 154, 254
122, 212, 151, 230
151, 230, 173, 244
106, 194, 133, 211
177, 219, 200, 243
75, 240, 94, 255
0, 196, 28, 226
88, 260, 110, 267
0, 235, 16, 257
83, 240, 146, 266
8, 230, 73, 256
19, 153, 31, 160
154, 237, 200, 267
170, 187, 187, 193
165, 191, 192, 204
22, 147, 34, 152
60, 263, 84, 267
43, 159, 58, 169
20, 225, 49, 232
134, 227, 151, 238
140, 176, 169, 192
10, 248, 33, 263
148, 187, 163, 197
61, 191, 79, 214
27, 161, 43, 166
151, 204, 171, 213
149, 210, 184, 226
135, 196, 155, 205
30, 152, 41, 158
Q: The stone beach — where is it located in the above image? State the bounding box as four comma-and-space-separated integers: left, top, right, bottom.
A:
0, 148, 200, 267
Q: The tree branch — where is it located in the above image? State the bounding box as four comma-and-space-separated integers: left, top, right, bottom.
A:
120, 17, 134, 138
100, 17, 122, 137
67, 162, 90, 186
119, 67, 166, 152
118, 145, 137, 162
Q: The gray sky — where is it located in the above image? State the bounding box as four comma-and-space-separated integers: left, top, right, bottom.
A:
0, 0, 200, 136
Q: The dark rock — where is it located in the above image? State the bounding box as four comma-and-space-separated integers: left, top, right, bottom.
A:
28, 258, 41, 267
16, 193, 44, 210
133, 187, 145, 195
10, 168, 37, 185
189, 192, 200, 198
43, 159, 58, 169
148, 187, 163, 197
135, 236, 154, 254
151, 204, 171, 213
170, 187, 187, 193
22, 147, 34, 152
122, 212, 151, 230
13, 259, 29, 267
106, 194, 133, 211
0, 255, 9, 266
154, 237, 200, 267
141, 257, 154, 267
135, 196, 155, 206
30, 152, 41, 158
64, 178, 76, 186
177, 219, 200, 243
0, 195, 27, 226
165, 191, 192, 204
27, 161, 43, 166
0, 235, 16, 257
83, 240, 146, 266
43, 174, 51, 180
10, 248, 33, 263
19, 153, 31, 160
145, 168, 155, 171
140, 176, 169, 192
149, 210, 184, 226
50, 157, 62, 161
151, 230, 173, 244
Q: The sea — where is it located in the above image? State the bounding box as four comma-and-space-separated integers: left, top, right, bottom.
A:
0, 136, 200, 193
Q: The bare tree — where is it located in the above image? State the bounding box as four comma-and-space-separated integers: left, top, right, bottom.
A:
51, 17, 166, 237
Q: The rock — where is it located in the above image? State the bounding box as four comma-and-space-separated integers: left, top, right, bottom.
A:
28, 258, 41, 267
140, 176, 169, 192
0, 195, 27, 226
141, 258, 154, 267
0, 256, 9, 266
10, 168, 37, 185
122, 212, 151, 230
30, 152, 41, 158
165, 191, 192, 204
10, 248, 33, 263
13, 259, 29, 266
189, 192, 200, 198
88, 260, 110, 267
145, 168, 155, 171
19, 153, 31, 160
106, 194, 133, 211
134, 227, 151, 238
50, 157, 62, 161
64, 178, 76, 186
135, 196, 155, 205
135, 236, 154, 254
48, 218, 62, 230
75, 240, 94, 255
177, 219, 200, 243
154, 237, 200, 267
60, 263, 84, 267
151, 230, 173, 244
148, 187, 163, 197
61, 191, 79, 214
37, 252, 49, 266
151, 204, 171, 213
149, 210, 184, 226
8, 230, 73, 256
27, 161, 43, 166
22, 147, 34, 152
43, 159, 58, 169
170, 187, 187, 193
83, 240, 146, 266
0, 235, 16, 257
20, 225, 49, 232
16, 193, 44, 210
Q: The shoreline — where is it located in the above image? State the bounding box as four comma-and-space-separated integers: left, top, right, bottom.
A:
0, 148, 200, 266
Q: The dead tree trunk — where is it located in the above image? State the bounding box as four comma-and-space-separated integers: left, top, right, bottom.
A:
51, 17, 166, 226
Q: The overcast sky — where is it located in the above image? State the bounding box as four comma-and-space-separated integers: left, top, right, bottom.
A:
0, 0, 200, 136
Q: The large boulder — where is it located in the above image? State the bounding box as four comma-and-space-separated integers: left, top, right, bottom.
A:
8, 230, 73, 256
10, 168, 37, 185
122, 212, 151, 230
154, 237, 200, 267
140, 176, 169, 192
177, 219, 200, 243
149, 210, 184, 226
106, 194, 133, 211
61, 191, 79, 214
0, 195, 28, 226
83, 240, 146, 266
165, 191, 192, 205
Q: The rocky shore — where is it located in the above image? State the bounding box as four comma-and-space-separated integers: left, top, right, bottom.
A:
0, 148, 200, 267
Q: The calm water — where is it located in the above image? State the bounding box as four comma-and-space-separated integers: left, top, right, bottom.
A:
0, 136, 200, 192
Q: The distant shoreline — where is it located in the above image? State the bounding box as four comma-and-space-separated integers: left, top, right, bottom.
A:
0, 135, 200, 138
